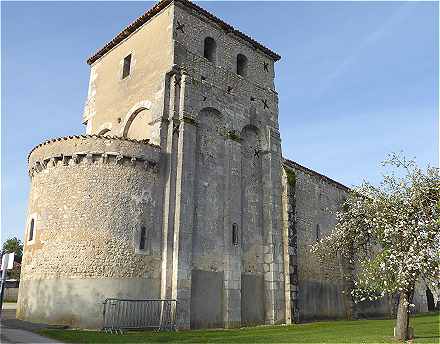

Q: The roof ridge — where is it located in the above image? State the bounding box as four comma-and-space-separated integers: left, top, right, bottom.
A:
282, 158, 351, 192
87, 0, 280, 65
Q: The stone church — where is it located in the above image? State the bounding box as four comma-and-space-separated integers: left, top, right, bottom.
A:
17, 0, 429, 329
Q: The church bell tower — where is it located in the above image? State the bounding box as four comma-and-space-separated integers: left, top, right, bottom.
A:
84, 0, 288, 329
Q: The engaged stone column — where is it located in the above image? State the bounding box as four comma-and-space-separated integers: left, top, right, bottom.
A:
223, 135, 242, 328
269, 131, 286, 323
160, 71, 179, 301
261, 128, 285, 324
171, 72, 197, 329
281, 168, 293, 325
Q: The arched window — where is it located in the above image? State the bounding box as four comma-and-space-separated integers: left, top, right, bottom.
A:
236, 54, 248, 77
139, 226, 147, 250
28, 219, 35, 242
232, 223, 239, 246
204, 37, 217, 64
315, 224, 320, 242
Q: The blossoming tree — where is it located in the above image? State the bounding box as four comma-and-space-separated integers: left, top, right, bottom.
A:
312, 154, 439, 340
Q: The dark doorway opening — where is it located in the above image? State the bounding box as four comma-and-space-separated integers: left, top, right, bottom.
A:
426, 288, 435, 311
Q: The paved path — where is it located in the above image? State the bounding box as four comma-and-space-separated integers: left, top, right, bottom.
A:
1, 304, 63, 344
0, 326, 63, 344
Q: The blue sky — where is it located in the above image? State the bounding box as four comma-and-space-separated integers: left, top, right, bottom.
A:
1, 1, 438, 242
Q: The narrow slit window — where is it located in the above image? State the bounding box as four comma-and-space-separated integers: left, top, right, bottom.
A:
232, 223, 239, 246
236, 54, 248, 77
139, 226, 147, 250
204, 37, 217, 64
122, 54, 132, 79
28, 219, 35, 242
315, 224, 320, 242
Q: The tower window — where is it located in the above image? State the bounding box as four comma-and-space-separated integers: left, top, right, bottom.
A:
122, 54, 132, 79
315, 224, 320, 242
203, 37, 217, 64
236, 54, 248, 77
139, 226, 147, 250
28, 219, 35, 242
232, 223, 239, 246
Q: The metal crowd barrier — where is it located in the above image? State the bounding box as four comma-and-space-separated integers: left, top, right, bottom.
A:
102, 298, 177, 332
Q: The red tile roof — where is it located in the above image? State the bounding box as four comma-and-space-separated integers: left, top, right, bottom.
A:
87, 0, 281, 65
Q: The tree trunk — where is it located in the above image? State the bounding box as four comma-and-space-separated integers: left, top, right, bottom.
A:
395, 291, 411, 340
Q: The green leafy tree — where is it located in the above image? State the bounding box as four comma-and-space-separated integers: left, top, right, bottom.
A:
2, 237, 23, 280
2, 237, 23, 261
312, 153, 439, 341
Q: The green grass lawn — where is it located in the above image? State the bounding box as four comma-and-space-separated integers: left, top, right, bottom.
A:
38, 312, 439, 343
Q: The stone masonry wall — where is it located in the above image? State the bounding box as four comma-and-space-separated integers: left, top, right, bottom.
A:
282, 160, 352, 321
173, 3, 279, 132
18, 135, 162, 328
83, 3, 174, 145
282, 160, 406, 321
173, 1, 276, 91
166, 2, 286, 328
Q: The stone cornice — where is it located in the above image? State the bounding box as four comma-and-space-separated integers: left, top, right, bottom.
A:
28, 134, 160, 163
28, 151, 159, 178
27, 135, 161, 178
